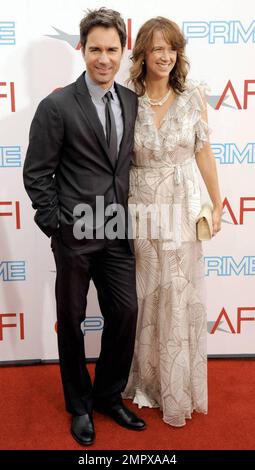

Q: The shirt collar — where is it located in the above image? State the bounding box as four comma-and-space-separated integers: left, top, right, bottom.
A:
85, 71, 116, 101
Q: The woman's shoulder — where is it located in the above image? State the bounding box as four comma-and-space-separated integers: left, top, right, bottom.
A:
184, 79, 209, 97
178, 79, 209, 112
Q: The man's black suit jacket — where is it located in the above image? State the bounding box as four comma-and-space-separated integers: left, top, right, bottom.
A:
23, 72, 138, 252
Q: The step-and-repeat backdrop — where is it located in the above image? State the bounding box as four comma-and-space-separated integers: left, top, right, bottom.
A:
0, 0, 254, 362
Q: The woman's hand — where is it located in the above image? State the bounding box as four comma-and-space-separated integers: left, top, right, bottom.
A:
212, 204, 222, 236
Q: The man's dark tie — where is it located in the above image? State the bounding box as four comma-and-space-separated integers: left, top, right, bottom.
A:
103, 91, 118, 167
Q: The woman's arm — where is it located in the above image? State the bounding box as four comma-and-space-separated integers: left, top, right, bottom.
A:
195, 143, 222, 236
195, 97, 222, 236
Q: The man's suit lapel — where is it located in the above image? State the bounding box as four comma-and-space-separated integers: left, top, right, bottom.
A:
74, 73, 133, 172
74, 73, 113, 167
114, 83, 133, 171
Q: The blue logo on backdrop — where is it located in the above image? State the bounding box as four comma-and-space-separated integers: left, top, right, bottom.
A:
212, 143, 255, 164
204, 256, 255, 277
81, 316, 104, 335
0, 261, 26, 281
183, 21, 255, 43
0, 22, 15, 45
0, 146, 21, 167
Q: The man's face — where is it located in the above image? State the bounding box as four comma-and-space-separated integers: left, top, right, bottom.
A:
83, 26, 123, 89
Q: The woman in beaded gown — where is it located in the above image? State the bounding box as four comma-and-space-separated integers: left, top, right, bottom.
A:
123, 18, 222, 427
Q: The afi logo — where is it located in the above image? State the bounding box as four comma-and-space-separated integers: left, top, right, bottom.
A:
45, 19, 133, 50
0, 82, 15, 112
206, 80, 255, 110
0, 313, 24, 340
0, 201, 21, 229
215, 80, 255, 110
209, 307, 255, 334
222, 197, 255, 225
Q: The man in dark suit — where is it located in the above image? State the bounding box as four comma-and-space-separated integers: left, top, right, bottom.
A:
23, 8, 145, 446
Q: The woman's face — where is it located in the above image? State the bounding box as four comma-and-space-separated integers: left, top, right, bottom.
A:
145, 30, 177, 80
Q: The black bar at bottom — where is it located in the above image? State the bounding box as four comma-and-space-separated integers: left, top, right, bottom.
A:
0, 450, 255, 466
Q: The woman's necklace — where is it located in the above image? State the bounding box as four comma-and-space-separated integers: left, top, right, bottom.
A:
145, 88, 172, 106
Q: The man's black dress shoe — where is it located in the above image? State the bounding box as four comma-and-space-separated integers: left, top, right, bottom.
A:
94, 401, 146, 431
71, 413, 95, 446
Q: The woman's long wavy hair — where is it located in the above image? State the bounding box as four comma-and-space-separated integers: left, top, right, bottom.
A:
129, 17, 189, 96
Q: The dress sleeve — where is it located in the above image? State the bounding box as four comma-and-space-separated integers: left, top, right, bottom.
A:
194, 83, 211, 153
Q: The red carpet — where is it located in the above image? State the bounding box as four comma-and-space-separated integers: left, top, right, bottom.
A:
0, 359, 255, 450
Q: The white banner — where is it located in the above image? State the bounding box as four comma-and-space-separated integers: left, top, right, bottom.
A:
0, 0, 254, 361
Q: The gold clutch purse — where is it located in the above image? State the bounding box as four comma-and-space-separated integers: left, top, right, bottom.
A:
196, 204, 213, 241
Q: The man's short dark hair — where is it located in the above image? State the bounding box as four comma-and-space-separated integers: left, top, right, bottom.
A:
80, 7, 126, 50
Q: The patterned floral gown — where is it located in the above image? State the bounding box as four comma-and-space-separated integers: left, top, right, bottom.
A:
123, 81, 209, 427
